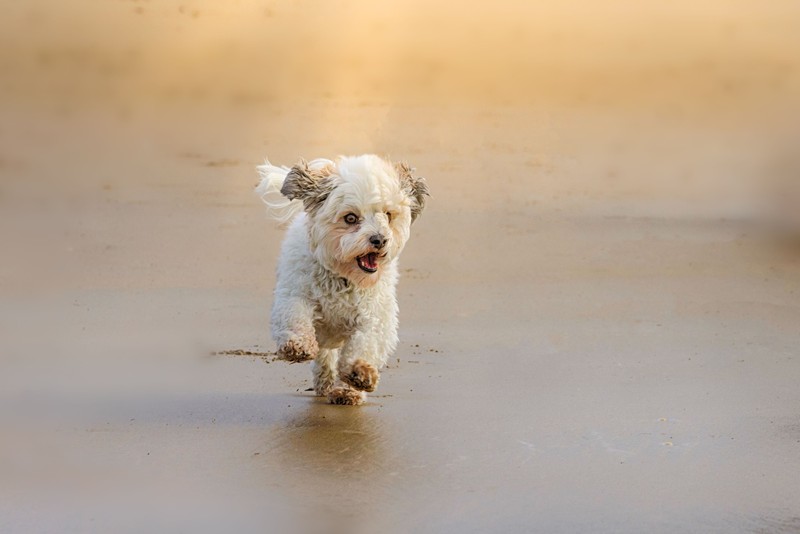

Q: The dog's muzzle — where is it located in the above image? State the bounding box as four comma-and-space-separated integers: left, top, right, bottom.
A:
356, 253, 380, 273
369, 233, 387, 250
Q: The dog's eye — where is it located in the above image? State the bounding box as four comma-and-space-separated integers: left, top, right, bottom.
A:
344, 213, 359, 225
385, 212, 393, 223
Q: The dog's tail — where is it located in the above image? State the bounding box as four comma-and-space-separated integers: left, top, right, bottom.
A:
255, 159, 303, 224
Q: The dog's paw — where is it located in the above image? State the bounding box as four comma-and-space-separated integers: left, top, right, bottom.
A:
277, 337, 318, 363
340, 359, 380, 392
327, 387, 365, 406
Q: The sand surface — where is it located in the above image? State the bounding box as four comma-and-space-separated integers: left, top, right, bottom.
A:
1, 1, 800, 532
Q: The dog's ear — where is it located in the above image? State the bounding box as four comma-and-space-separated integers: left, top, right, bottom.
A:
394, 162, 429, 222
281, 160, 335, 213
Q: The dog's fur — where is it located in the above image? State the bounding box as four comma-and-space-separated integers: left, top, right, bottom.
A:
256, 155, 428, 405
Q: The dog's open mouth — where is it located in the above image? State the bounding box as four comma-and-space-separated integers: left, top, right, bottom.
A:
356, 253, 379, 273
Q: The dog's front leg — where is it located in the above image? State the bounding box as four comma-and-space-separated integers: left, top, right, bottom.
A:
326, 329, 379, 406
331, 313, 396, 404
329, 290, 399, 405
271, 296, 318, 363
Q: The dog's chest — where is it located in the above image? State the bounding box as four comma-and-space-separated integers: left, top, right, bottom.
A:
311, 280, 363, 348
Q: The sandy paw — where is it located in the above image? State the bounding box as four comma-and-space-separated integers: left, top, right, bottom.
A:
327, 387, 365, 406
277, 337, 317, 363
340, 359, 380, 392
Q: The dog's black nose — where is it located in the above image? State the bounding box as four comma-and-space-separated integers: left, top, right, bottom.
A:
369, 234, 387, 249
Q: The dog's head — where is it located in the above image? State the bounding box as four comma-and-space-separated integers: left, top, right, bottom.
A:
281, 155, 428, 287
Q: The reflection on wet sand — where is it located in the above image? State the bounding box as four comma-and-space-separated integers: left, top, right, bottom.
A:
266, 399, 391, 532
274, 399, 387, 479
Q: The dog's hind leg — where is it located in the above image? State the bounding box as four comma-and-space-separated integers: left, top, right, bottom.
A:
312, 348, 338, 396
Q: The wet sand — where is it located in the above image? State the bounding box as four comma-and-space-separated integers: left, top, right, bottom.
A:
2, 2, 800, 532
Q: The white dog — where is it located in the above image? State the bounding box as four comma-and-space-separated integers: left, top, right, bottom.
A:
255, 155, 428, 405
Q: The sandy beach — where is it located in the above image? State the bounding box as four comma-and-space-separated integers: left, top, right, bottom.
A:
1, 1, 800, 532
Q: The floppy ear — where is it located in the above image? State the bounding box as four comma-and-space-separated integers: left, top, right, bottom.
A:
281, 160, 335, 213
394, 162, 430, 222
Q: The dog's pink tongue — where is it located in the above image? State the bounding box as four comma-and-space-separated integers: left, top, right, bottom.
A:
364, 253, 377, 269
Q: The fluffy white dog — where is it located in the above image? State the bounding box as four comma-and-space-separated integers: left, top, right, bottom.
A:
255, 155, 428, 405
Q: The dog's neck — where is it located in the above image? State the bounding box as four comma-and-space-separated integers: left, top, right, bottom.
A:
312, 257, 355, 293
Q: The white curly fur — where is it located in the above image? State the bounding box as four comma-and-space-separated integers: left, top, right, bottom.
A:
256, 154, 427, 405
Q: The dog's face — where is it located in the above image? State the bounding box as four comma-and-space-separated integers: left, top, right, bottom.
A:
281, 155, 428, 287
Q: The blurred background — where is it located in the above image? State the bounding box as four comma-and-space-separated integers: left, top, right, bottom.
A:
1, 0, 799, 292
1, 1, 800, 532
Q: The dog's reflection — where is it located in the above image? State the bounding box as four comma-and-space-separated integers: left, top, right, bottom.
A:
269, 399, 392, 533
273, 399, 388, 480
